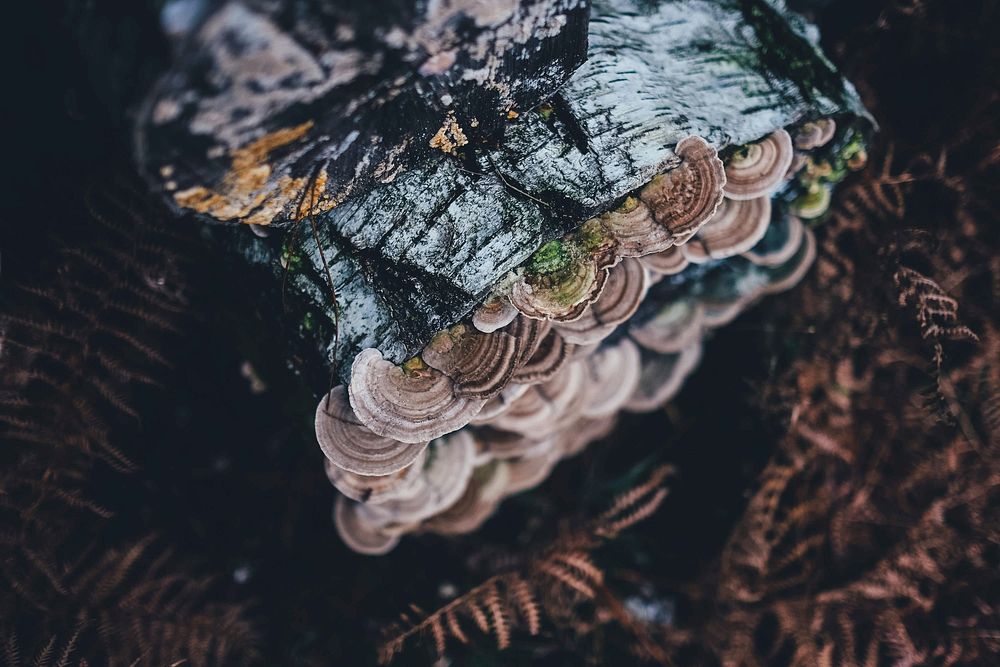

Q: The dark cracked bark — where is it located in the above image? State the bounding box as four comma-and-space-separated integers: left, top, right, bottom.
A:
72, 0, 872, 383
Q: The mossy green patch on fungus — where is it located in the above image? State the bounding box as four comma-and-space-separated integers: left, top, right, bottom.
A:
576, 218, 614, 255
792, 183, 832, 219
780, 120, 868, 221
616, 196, 642, 214
529, 239, 573, 275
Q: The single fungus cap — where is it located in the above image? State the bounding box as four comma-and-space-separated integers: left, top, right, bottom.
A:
334, 496, 401, 555
472, 295, 518, 333
683, 196, 773, 263
639, 136, 726, 242
723, 129, 794, 200
348, 348, 485, 444
580, 338, 642, 418
640, 246, 690, 276
422, 324, 519, 399
629, 299, 706, 354
625, 344, 703, 413
510, 329, 575, 385
794, 118, 837, 150
315, 386, 430, 475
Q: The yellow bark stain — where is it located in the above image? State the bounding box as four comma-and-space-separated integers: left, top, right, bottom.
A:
172, 121, 335, 226
429, 112, 469, 155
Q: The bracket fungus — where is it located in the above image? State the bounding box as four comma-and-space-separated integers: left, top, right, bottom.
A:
324, 453, 426, 506
639, 246, 690, 277
743, 215, 805, 267
558, 414, 619, 458
638, 136, 727, 245
334, 497, 400, 556
794, 118, 838, 150
479, 428, 555, 460
472, 296, 519, 334
471, 383, 531, 424
138, 0, 873, 552
625, 344, 704, 414
421, 325, 519, 399
683, 197, 773, 263
555, 258, 649, 344
348, 349, 485, 444
509, 329, 574, 385
509, 240, 613, 322
723, 130, 795, 201
315, 387, 429, 476
629, 300, 707, 355
580, 339, 642, 418
503, 447, 563, 495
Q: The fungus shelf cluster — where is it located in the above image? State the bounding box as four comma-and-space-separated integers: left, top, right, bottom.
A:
322, 122, 862, 554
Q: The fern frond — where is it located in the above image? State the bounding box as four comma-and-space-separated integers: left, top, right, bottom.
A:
376, 466, 671, 662
509, 574, 541, 636
484, 582, 510, 649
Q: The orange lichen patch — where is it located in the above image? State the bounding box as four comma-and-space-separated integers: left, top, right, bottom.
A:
506, 109, 520, 120
429, 112, 469, 155
172, 121, 317, 225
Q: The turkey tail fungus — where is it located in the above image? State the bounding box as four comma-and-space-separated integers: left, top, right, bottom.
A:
15, 0, 997, 665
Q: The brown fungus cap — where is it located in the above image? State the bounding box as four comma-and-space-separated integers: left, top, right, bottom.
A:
488, 384, 556, 436
599, 197, 676, 257
491, 362, 586, 437
421, 461, 510, 536
683, 196, 773, 263
625, 344, 703, 413
510, 329, 574, 385
356, 431, 478, 528
422, 324, 519, 399
580, 338, 642, 418
743, 214, 805, 267
554, 258, 649, 345
638, 136, 726, 244
640, 245, 690, 276
503, 447, 562, 495
476, 427, 554, 460
323, 447, 427, 505
702, 229, 816, 328
510, 262, 611, 322
759, 228, 817, 296
503, 315, 552, 367
723, 129, 794, 200
557, 414, 618, 457
315, 386, 430, 476
629, 299, 706, 354
348, 348, 485, 444
794, 118, 837, 150
334, 496, 401, 556
472, 295, 518, 333
470, 383, 530, 424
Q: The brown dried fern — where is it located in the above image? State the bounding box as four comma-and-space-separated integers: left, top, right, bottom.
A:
376, 466, 673, 664
0, 174, 195, 472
